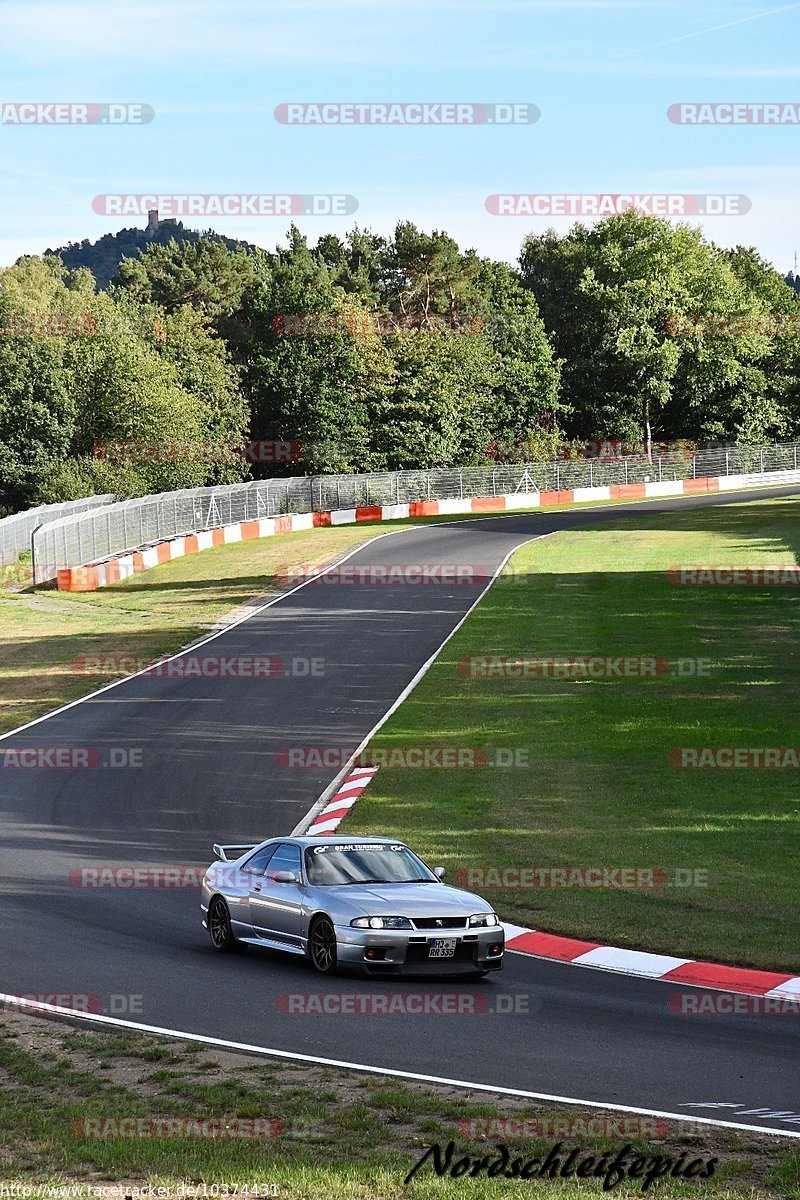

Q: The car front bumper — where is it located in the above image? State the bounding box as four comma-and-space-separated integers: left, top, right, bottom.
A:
334, 923, 504, 974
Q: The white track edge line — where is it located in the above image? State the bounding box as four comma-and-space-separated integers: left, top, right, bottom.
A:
1, 993, 797, 1140
291, 534, 553, 834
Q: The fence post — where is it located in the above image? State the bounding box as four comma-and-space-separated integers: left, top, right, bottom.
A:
624, 458, 628, 485
491, 468, 497, 496
725, 451, 729, 476
30, 524, 40, 587
556, 462, 560, 491
760, 448, 764, 473
396, 474, 400, 504
589, 460, 593, 487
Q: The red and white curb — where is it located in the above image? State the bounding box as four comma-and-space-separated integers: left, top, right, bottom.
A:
306, 766, 380, 835
301, 769, 800, 998
502, 926, 800, 999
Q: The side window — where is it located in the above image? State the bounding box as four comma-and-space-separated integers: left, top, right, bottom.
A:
240, 845, 278, 877
265, 843, 302, 880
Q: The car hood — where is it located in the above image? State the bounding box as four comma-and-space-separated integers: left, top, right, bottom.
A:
314, 882, 493, 918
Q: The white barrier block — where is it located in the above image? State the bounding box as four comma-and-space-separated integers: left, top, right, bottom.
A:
572, 486, 611, 503
170, 537, 186, 559
644, 481, 685, 497
437, 498, 474, 515
95, 563, 107, 588
503, 493, 541, 509
258, 518, 276, 538
330, 509, 357, 525
717, 474, 747, 491
196, 530, 215, 551
289, 513, 314, 532
380, 503, 410, 520
223, 524, 242, 544
141, 547, 160, 570
117, 555, 134, 580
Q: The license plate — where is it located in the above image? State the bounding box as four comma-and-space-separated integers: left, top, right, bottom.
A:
428, 938, 457, 958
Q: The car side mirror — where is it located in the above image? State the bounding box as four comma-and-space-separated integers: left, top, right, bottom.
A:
273, 870, 299, 884
434, 866, 446, 879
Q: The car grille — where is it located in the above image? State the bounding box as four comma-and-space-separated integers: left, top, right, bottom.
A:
410, 916, 468, 930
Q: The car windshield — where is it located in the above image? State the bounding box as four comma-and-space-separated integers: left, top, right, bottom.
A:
304, 843, 437, 886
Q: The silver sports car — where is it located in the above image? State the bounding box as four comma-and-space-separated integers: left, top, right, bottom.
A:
200, 835, 504, 976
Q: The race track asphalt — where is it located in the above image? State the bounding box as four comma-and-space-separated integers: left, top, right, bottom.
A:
2, 485, 800, 1135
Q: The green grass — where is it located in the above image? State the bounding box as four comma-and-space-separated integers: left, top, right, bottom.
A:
0, 1015, 796, 1198
0, 524, 394, 736
349, 496, 800, 972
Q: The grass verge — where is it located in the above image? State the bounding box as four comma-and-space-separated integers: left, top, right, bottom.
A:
350, 496, 800, 971
0, 1013, 797, 1198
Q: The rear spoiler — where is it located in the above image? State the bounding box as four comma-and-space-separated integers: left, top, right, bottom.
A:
213, 843, 257, 863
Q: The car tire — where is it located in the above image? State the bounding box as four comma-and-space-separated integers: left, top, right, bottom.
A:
308, 915, 338, 975
208, 896, 242, 953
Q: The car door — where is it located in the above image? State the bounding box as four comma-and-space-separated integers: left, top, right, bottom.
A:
248, 842, 306, 947
233, 844, 279, 935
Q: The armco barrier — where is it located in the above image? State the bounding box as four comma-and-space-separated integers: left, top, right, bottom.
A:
54, 474, 739, 592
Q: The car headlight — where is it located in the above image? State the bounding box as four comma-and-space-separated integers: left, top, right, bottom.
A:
468, 912, 500, 928
350, 916, 413, 930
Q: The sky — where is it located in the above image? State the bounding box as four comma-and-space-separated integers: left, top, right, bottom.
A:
0, 0, 799, 273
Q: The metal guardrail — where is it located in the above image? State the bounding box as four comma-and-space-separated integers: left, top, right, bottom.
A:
0, 494, 116, 569
29, 442, 800, 584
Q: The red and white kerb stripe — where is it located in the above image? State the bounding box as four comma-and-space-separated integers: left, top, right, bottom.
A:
306, 767, 380, 834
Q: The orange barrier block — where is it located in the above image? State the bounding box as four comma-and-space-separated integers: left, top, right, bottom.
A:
156, 542, 172, 564
274, 515, 292, 534
184, 535, 199, 555
58, 566, 99, 592
211, 527, 225, 547
540, 490, 574, 506
611, 483, 647, 500
313, 511, 331, 527
683, 477, 716, 494
409, 501, 440, 517
355, 506, 383, 522
241, 521, 260, 540
472, 497, 506, 512
132, 552, 145, 573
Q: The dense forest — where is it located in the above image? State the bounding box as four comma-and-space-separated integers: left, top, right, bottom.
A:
1, 212, 799, 515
